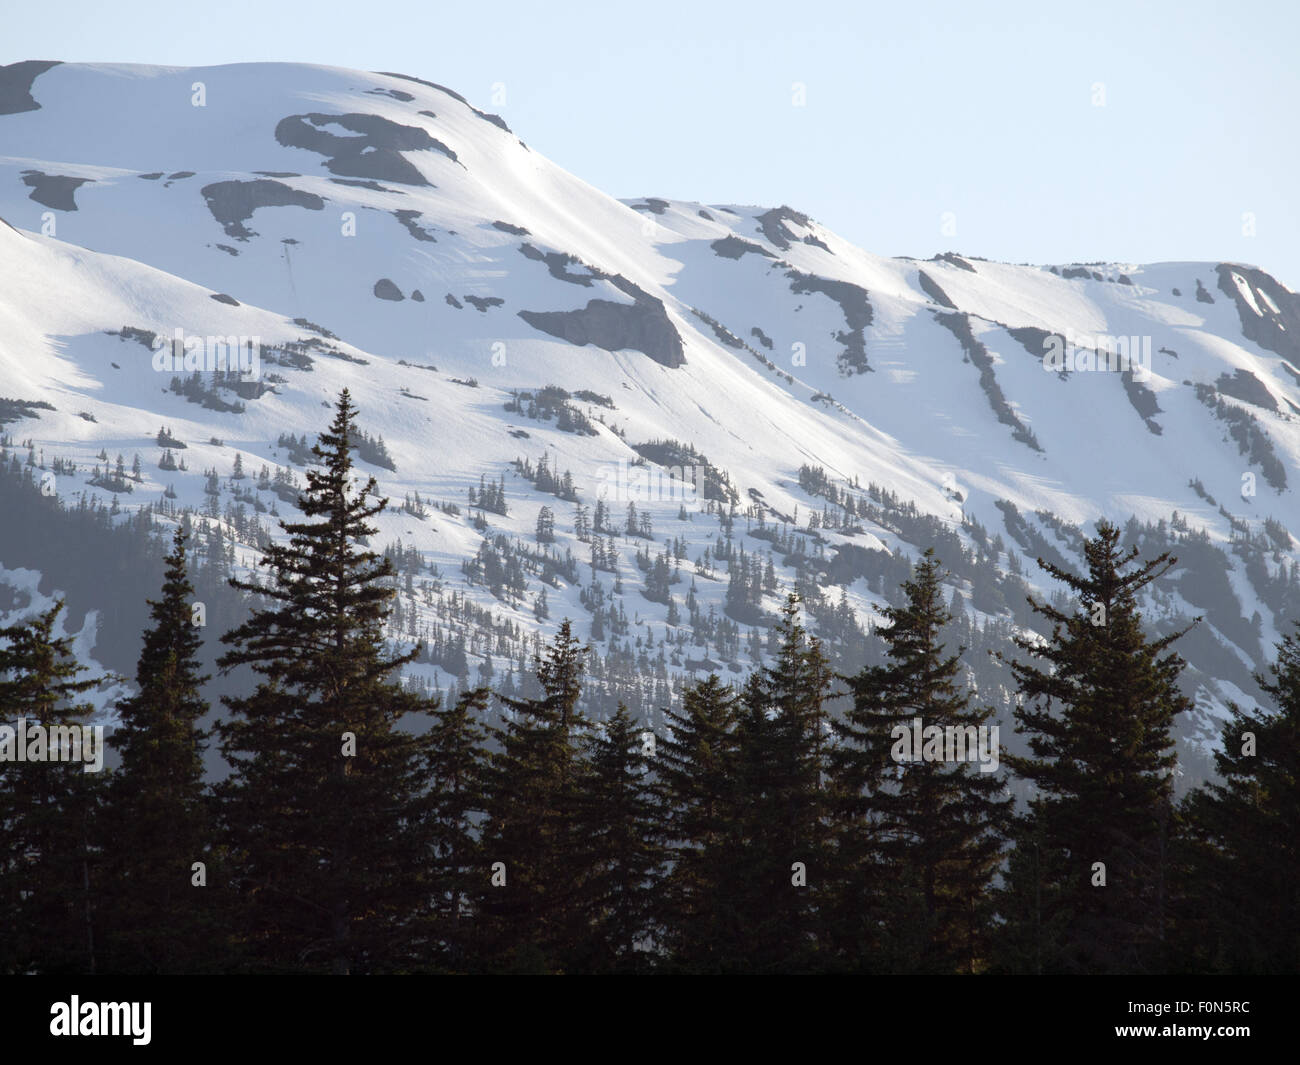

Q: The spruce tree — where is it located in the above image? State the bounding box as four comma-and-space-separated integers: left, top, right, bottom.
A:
833, 549, 1010, 973
0, 600, 103, 974
102, 526, 215, 973
1179, 626, 1300, 973
730, 595, 833, 972
425, 686, 490, 971
476, 619, 588, 972
997, 519, 1192, 973
216, 389, 439, 974
655, 673, 744, 971
569, 704, 661, 972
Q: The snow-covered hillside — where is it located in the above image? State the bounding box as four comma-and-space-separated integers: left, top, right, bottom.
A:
3, 59, 1300, 780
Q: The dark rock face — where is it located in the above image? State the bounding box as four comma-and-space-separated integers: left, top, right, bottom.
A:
519, 296, 685, 368
464, 295, 504, 311
210, 293, 240, 306
518, 243, 597, 285
786, 270, 873, 375
935, 312, 1041, 451
21, 170, 92, 211
1216, 263, 1300, 366
374, 279, 405, 301
514, 241, 666, 342
492, 220, 529, 235
1216, 367, 1279, 413
411, 289, 425, 302
632, 198, 669, 215
1006, 325, 1056, 362
393, 209, 436, 242
138, 172, 164, 180
275, 112, 456, 186
1196, 278, 1215, 303
1122, 371, 1164, 435
374, 71, 513, 132
605, 273, 659, 303
329, 178, 399, 192
917, 269, 956, 309
200, 179, 325, 240
710, 235, 773, 260
756, 205, 812, 250
935, 252, 977, 273
0, 60, 61, 115
366, 87, 415, 102
445, 293, 463, 308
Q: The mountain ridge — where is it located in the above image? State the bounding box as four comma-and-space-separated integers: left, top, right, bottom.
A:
3, 59, 1299, 787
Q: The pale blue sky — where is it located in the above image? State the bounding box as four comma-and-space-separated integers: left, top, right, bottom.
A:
5, 0, 1298, 287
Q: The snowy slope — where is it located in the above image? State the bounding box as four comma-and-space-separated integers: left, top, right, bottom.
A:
3, 59, 1300, 770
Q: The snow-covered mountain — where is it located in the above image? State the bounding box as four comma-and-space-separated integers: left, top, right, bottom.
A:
4, 59, 1300, 782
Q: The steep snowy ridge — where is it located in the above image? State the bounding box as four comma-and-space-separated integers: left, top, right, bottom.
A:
3, 59, 1300, 777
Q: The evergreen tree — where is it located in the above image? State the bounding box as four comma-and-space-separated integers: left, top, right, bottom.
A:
655, 673, 744, 971
101, 528, 215, 973
216, 389, 440, 974
476, 620, 588, 972
570, 705, 661, 972
730, 595, 833, 972
425, 686, 490, 972
535, 505, 555, 544
0, 601, 103, 974
833, 550, 1010, 973
996, 520, 1192, 973
1178, 626, 1300, 973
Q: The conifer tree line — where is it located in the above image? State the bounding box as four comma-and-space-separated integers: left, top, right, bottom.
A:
0, 389, 1296, 974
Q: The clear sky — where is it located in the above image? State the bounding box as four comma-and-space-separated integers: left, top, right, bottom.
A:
4, 0, 1298, 288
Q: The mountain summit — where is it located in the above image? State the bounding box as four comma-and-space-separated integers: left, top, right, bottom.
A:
2, 60, 1299, 779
